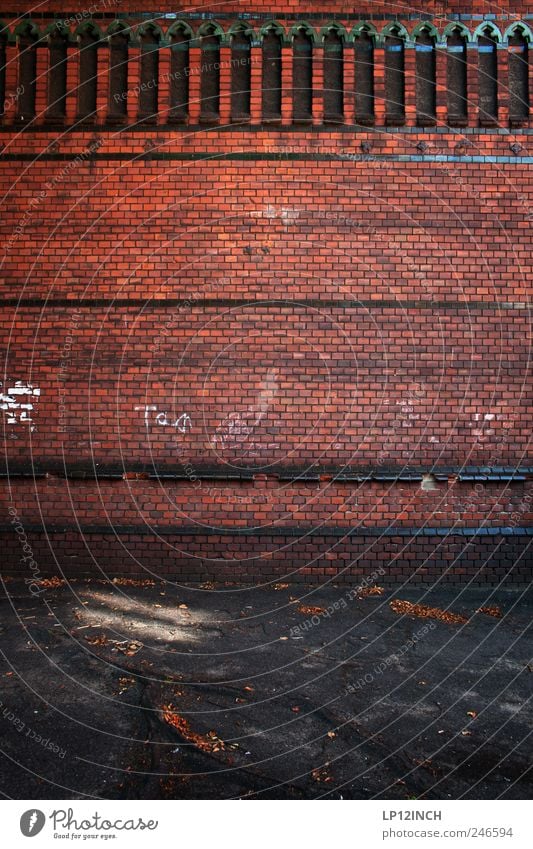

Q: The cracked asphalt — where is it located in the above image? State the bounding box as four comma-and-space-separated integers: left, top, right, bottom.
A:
0, 578, 531, 799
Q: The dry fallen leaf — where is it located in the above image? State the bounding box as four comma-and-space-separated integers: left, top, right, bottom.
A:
297, 605, 324, 616
273, 583, 289, 590
111, 640, 143, 656
112, 578, 155, 587
414, 758, 440, 777
37, 577, 64, 589
162, 708, 227, 754
327, 731, 336, 739
477, 605, 502, 618
85, 634, 108, 646
311, 765, 333, 783
358, 586, 385, 597
466, 710, 477, 718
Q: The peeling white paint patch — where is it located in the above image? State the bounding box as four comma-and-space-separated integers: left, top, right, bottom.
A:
7, 381, 41, 396
473, 412, 498, 422
421, 473, 439, 491
0, 381, 40, 430
255, 205, 300, 225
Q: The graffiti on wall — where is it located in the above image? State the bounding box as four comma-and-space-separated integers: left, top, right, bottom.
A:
211, 368, 280, 458
136, 405, 192, 433
0, 381, 41, 433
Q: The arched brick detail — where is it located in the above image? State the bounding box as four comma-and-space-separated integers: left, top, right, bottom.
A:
383, 23, 406, 125
107, 21, 131, 122
229, 23, 253, 121
322, 24, 344, 123
507, 25, 530, 125
291, 23, 314, 123
353, 25, 375, 124
0, 23, 8, 120
137, 23, 162, 123
198, 22, 222, 123
45, 25, 69, 121
14, 20, 40, 124
446, 25, 469, 126
0, 15, 532, 129
415, 26, 436, 125
261, 24, 283, 121
75, 22, 101, 122
167, 22, 192, 123
477, 24, 499, 125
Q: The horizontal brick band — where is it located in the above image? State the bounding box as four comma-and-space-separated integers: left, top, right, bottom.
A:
2, 526, 530, 586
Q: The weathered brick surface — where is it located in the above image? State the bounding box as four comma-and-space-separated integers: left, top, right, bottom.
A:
1, 527, 531, 586
0, 302, 529, 467
0, 148, 532, 302
2, 478, 532, 527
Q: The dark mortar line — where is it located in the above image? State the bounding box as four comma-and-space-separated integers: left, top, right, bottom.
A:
2, 151, 533, 164
0, 298, 529, 311
0, 464, 531, 483
2, 123, 533, 134
0, 12, 521, 21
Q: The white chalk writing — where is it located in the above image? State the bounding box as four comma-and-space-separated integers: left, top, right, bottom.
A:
136, 405, 192, 433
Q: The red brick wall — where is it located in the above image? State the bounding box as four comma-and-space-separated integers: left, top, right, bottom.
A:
0, 3, 531, 585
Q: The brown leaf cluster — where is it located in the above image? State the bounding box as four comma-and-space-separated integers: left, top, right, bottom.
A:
111, 578, 155, 587
358, 586, 385, 597
477, 605, 502, 618
311, 765, 333, 783
162, 707, 227, 754
297, 605, 324, 616
390, 599, 468, 624
85, 634, 108, 646
37, 577, 64, 589
112, 640, 143, 656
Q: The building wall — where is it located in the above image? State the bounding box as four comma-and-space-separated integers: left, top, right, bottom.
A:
0, 2, 531, 585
